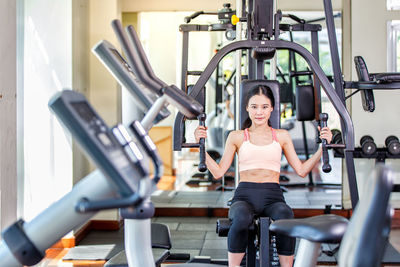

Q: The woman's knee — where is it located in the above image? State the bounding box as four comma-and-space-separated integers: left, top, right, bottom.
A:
268, 203, 294, 220
229, 201, 254, 226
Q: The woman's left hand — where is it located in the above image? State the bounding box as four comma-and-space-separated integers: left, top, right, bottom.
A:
318, 126, 333, 144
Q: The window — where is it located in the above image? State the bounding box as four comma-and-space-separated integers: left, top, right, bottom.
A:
387, 21, 400, 71
387, 0, 400, 10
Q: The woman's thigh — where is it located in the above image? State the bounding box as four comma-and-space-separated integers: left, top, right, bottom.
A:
263, 201, 294, 220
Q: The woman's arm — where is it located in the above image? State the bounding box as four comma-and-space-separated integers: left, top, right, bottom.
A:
280, 127, 332, 178
195, 127, 238, 179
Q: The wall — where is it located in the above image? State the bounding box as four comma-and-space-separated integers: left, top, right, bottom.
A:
87, 0, 122, 221
88, 0, 121, 126
0, 0, 17, 229
72, 0, 91, 184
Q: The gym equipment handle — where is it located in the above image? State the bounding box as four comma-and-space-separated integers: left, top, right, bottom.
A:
326, 143, 346, 149
76, 194, 142, 213
130, 120, 163, 184
198, 113, 207, 172
320, 113, 332, 173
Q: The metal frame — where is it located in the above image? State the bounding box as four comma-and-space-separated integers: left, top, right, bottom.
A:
175, 35, 356, 199
179, 24, 232, 92
173, 38, 357, 207
179, 0, 360, 208
286, 25, 321, 187
323, 0, 358, 207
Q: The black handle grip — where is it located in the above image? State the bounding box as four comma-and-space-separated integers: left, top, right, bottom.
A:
130, 121, 163, 184
320, 113, 332, 173
198, 113, 207, 172
184, 11, 204, 23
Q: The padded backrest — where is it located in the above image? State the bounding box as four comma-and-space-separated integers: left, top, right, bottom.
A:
295, 85, 315, 121
240, 80, 280, 129
354, 56, 375, 112
338, 164, 393, 267
354, 56, 370, 81
279, 82, 294, 104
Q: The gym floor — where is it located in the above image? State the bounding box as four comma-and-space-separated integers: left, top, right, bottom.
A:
36, 152, 400, 266
36, 226, 400, 266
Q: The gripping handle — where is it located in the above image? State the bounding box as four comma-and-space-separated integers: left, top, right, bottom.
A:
198, 113, 207, 172
320, 113, 332, 173
184, 11, 204, 23
130, 120, 163, 184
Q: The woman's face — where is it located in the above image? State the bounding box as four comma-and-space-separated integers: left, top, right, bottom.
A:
246, 94, 273, 126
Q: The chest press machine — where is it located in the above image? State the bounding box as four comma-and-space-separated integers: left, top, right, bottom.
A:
173, 0, 357, 205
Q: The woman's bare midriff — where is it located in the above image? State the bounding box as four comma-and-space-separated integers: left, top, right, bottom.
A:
239, 169, 280, 183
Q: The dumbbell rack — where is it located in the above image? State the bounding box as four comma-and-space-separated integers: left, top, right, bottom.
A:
333, 148, 400, 191
352, 147, 400, 162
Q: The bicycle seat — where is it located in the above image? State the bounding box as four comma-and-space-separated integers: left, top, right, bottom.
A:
269, 214, 348, 243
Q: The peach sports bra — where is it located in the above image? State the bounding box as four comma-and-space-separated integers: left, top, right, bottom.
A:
238, 128, 282, 173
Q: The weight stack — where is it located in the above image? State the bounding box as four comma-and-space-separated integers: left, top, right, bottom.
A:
270, 235, 280, 266
255, 234, 280, 267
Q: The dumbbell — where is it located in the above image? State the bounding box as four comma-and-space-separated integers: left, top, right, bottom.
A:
360, 135, 377, 156
385, 135, 400, 155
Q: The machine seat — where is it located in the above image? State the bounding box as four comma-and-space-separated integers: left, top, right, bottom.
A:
216, 218, 257, 237
270, 214, 348, 243
151, 222, 172, 249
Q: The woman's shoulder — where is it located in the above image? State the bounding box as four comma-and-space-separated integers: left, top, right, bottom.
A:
228, 129, 245, 138
226, 130, 245, 143
273, 128, 290, 140
273, 128, 287, 134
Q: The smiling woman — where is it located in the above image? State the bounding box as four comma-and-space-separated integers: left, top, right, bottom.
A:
242, 85, 275, 129
194, 84, 332, 267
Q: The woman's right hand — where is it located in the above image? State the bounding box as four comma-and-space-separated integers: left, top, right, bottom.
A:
194, 126, 207, 143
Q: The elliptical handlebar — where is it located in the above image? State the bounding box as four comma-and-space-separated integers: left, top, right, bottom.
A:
125, 24, 167, 88
111, 19, 162, 93
108, 20, 204, 120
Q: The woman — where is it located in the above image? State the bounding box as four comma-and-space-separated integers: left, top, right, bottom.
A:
194, 85, 332, 267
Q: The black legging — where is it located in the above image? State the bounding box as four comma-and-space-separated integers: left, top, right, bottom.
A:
228, 182, 295, 256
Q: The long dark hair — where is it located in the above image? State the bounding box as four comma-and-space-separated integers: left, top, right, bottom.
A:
241, 85, 275, 130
